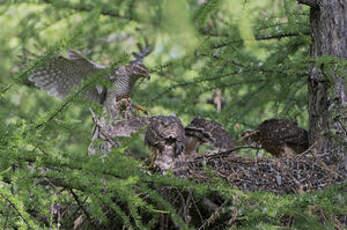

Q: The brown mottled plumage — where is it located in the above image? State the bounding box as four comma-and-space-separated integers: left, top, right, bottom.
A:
144, 115, 185, 170
241, 118, 309, 157
111, 117, 150, 137
28, 44, 151, 119
184, 116, 234, 156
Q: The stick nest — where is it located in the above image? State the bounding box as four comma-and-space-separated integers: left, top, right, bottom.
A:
176, 149, 346, 194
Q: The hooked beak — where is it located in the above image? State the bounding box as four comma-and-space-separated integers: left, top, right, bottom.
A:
139, 66, 150, 80
133, 64, 151, 80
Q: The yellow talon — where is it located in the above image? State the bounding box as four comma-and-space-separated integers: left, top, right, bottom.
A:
135, 104, 148, 116
115, 97, 148, 117
116, 97, 130, 105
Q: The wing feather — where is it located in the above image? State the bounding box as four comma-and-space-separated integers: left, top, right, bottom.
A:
29, 49, 108, 103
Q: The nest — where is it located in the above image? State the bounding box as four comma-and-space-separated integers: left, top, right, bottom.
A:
88, 112, 346, 194
176, 147, 346, 194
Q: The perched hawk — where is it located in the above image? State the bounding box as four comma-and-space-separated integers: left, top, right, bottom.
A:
240, 118, 309, 157
184, 116, 234, 156
28, 43, 151, 119
144, 115, 185, 171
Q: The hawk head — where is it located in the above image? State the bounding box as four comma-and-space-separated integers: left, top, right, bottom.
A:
127, 63, 150, 80
128, 40, 152, 80
184, 116, 234, 154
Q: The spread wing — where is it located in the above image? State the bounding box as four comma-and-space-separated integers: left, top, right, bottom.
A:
29, 49, 109, 103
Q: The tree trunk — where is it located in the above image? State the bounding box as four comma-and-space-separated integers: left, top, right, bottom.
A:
298, 0, 347, 158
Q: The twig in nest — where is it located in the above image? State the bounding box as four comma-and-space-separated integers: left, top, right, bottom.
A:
203, 146, 260, 159
310, 150, 340, 179
238, 130, 259, 142
300, 141, 340, 178
227, 207, 238, 226
295, 141, 317, 159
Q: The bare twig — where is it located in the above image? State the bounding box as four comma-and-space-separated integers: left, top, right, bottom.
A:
295, 141, 317, 158
191, 196, 204, 223
203, 146, 261, 159
69, 189, 97, 228
310, 148, 340, 178
227, 207, 238, 226
88, 108, 119, 152
198, 198, 230, 230
213, 31, 311, 49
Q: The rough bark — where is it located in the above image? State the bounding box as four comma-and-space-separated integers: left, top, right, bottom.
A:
299, 0, 347, 157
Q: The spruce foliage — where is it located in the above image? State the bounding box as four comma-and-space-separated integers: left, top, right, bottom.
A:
0, 1, 345, 229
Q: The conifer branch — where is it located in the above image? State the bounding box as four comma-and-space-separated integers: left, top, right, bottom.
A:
207, 54, 309, 78
202, 146, 261, 159
213, 31, 311, 49
69, 189, 97, 228
0, 84, 12, 94
42, 0, 132, 20
34, 99, 72, 129
0, 194, 33, 229
149, 70, 239, 101
34, 79, 96, 129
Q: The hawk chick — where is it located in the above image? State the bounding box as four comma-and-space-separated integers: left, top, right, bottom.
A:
144, 115, 185, 171
240, 118, 309, 157
184, 116, 234, 156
